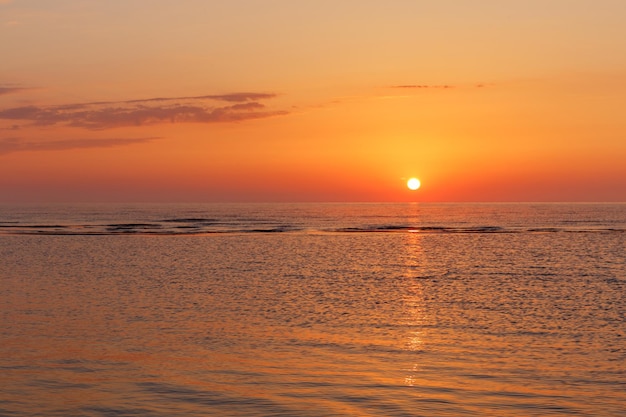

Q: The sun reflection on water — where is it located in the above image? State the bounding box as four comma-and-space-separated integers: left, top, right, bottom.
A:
401, 210, 428, 387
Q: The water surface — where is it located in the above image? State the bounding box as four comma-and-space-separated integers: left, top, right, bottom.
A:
1, 203, 624, 416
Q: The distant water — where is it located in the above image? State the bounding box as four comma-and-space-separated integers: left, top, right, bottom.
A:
1, 203, 624, 416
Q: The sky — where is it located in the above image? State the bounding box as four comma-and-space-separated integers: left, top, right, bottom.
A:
1, 0, 625, 203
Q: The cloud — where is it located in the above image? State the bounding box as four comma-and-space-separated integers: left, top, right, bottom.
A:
0, 136, 159, 155
389, 83, 493, 90
0, 92, 286, 130
0, 87, 29, 96
67, 102, 284, 129
390, 84, 455, 89
205, 92, 277, 103
74, 92, 278, 107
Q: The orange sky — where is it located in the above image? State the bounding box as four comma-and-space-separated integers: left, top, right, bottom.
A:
1, 0, 625, 202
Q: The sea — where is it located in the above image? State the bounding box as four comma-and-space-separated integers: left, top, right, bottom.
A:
0, 203, 624, 416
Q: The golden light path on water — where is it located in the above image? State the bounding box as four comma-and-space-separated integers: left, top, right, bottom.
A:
403, 228, 426, 388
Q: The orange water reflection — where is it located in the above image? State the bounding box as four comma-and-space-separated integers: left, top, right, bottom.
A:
401, 208, 427, 388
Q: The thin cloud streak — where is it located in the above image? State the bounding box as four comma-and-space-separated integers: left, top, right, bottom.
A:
389, 83, 491, 90
390, 84, 455, 89
68, 92, 279, 108
0, 136, 159, 155
0, 87, 29, 96
0, 92, 287, 130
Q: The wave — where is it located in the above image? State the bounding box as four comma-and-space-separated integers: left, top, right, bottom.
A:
336, 225, 508, 233
0, 220, 623, 236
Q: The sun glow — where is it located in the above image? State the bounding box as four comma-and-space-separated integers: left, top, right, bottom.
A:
407, 178, 421, 190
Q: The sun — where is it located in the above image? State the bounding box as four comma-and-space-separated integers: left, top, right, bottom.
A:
407, 177, 421, 190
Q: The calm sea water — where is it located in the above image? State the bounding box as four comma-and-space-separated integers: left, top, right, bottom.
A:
1, 203, 625, 416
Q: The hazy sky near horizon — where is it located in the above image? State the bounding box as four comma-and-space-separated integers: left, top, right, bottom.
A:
1, 0, 625, 202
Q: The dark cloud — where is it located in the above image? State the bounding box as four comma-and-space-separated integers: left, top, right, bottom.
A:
0, 124, 21, 131
0, 136, 159, 155
0, 105, 41, 118
0, 92, 286, 130
66, 102, 284, 129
